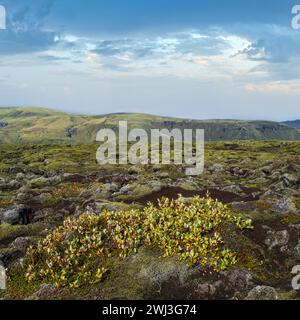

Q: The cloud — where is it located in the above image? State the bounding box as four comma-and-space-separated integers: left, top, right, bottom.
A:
86, 52, 102, 64
194, 57, 209, 66
91, 31, 229, 61
245, 80, 300, 94
0, 1, 299, 120
37, 54, 69, 63
0, 0, 57, 54
234, 24, 300, 65
64, 30, 250, 73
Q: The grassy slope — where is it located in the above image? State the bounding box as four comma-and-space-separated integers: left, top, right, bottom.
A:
0, 107, 300, 143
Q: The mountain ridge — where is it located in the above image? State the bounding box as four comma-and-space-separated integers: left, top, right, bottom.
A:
282, 120, 300, 129
0, 107, 299, 143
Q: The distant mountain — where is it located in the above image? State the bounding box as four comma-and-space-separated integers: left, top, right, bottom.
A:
0, 107, 300, 143
282, 120, 300, 129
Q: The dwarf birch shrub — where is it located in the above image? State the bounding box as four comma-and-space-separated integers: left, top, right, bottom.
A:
26, 196, 252, 288
143, 197, 252, 270
26, 213, 109, 289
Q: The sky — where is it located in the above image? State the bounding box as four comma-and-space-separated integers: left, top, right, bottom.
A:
0, 0, 300, 120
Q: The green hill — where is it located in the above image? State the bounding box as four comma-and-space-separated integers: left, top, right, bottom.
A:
0, 107, 300, 143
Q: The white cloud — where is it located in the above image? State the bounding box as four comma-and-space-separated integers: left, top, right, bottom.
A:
86, 52, 102, 64
245, 80, 300, 94
1, 24, 299, 120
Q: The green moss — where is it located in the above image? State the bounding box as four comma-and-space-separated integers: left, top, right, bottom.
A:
96, 249, 153, 299
0, 195, 14, 207
281, 213, 300, 225
1, 265, 40, 300
277, 290, 298, 300
221, 222, 266, 279
240, 210, 277, 223
295, 199, 300, 210
113, 184, 153, 202
0, 222, 47, 243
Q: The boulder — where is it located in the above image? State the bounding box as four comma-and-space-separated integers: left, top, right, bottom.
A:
62, 173, 85, 182
7, 179, 21, 190
31, 193, 52, 206
230, 201, 258, 212
102, 183, 119, 196
227, 268, 254, 292
94, 202, 124, 213
230, 167, 248, 177
128, 166, 139, 175
208, 164, 224, 173
32, 208, 55, 223
136, 248, 190, 287
265, 229, 289, 250
222, 185, 243, 194
27, 284, 56, 300
282, 174, 298, 188
0, 121, 8, 128
28, 176, 61, 189
0, 248, 23, 268
196, 281, 223, 299
119, 184, 132, 194
245, 286, 278, 300
0, 177, 6, 189
148, 181, 163, 192
293, 241, 300, 260
0, 208, 19, 225
261, 166, 272, 176
9, 237, 32, 254
16, 173, 25, 181
271, 197, 297, 214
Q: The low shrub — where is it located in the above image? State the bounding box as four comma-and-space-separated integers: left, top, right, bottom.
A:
26, 196, 252, 288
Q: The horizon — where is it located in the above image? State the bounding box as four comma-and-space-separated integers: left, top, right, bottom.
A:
0, 1, 299, 120
0, 105, 298, 122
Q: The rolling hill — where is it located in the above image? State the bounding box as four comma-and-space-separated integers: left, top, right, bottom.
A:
0, 107, 300, 143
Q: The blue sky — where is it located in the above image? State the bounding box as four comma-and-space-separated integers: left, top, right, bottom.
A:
0, 0, 299, 120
